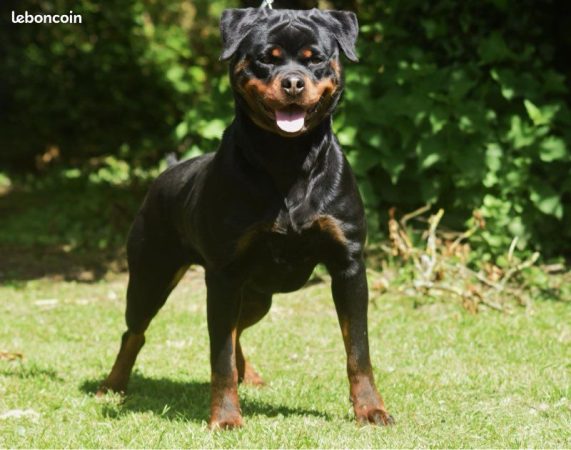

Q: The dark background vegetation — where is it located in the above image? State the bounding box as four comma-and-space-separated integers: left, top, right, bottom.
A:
1, 0, 571, 280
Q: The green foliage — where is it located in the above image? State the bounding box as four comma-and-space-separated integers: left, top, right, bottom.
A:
1, 0, 571, 258
0, 0, 237, 165
339, 0, 571, 258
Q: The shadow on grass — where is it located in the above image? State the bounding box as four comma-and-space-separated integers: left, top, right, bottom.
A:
0, 362, 64, 382
81, 374, 331, 423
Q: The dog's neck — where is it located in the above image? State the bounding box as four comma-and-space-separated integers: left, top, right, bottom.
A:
231, 107, 334, 194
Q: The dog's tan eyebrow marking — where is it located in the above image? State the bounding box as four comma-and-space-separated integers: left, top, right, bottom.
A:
271, 47, 283, 58
301, 48, 313, 59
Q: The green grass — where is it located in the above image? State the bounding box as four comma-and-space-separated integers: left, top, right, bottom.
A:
1, 269, 570, 448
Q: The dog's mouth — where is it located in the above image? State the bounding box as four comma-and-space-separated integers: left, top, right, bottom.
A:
257, 101, 322, 135
275, 105, 306, 133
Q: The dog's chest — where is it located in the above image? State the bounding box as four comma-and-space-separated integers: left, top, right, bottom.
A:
235, 213, 346, 293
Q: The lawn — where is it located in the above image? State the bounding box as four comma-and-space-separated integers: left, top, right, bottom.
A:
1, 267, 570, 448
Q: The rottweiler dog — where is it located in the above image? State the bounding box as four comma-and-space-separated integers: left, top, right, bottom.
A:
97, 7, 393, 429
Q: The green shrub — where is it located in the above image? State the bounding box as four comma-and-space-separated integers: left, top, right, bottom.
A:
338, 0, 571, 258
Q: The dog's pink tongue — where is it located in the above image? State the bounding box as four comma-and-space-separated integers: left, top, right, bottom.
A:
276, 109, 305, 133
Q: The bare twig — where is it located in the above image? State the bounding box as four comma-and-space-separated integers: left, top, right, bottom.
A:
400, 204, 432, 228
386, 207, 540, 313
0, 352, 23, 361
541, 263, 565, 274
500, 252, 540, 290
478, 298, 506, 312
508, 237, 519, 264
448, 223, 479, 256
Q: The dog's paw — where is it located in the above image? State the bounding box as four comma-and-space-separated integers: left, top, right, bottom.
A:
95, 379, 127, 398
355, 405, 395, 427
239, 365, 266, 387
95, 386, 109, 398
208, 412, 244, 430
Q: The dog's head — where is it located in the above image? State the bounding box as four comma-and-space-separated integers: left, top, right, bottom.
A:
220, 8, 358, 137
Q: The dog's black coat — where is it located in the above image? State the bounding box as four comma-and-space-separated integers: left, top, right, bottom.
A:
100, 7, 392, 428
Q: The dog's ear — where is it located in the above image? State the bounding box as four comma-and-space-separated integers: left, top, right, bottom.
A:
219, 8, 258, 61
326, 11, 359, 63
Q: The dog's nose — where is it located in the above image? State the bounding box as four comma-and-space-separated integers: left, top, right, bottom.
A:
282, 76, 305, 96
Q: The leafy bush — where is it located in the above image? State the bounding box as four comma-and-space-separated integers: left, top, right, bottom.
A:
339, 0, 571, 258
0, 0, 237, 165
1, 0, 570, 258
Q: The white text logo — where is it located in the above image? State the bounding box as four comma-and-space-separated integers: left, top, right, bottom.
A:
11, 11, 82, 24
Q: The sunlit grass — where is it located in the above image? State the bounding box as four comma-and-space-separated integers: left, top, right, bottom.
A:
1, 270, 570, 448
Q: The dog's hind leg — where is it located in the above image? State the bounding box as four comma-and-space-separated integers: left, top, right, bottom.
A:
97, 214, 190, 396
236, 288, 272, 386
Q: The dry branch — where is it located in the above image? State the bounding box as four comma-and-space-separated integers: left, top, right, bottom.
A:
386, 207, 540, 312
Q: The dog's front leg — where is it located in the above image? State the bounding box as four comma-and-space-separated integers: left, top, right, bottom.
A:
205, 271, 243, 429
330, 258, 394, 426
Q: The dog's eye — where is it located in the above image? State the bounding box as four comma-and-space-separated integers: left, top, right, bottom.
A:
301, 50, 324, 65
259, 47, 283, 65
259, 55, 279, 65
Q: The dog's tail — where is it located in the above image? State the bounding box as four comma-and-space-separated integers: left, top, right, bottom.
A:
165, 152, 179, 168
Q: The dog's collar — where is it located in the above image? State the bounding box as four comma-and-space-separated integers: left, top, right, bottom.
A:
260, 0, 273, 9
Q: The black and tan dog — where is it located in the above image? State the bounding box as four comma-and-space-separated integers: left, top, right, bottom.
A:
97, 7, 393, 429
